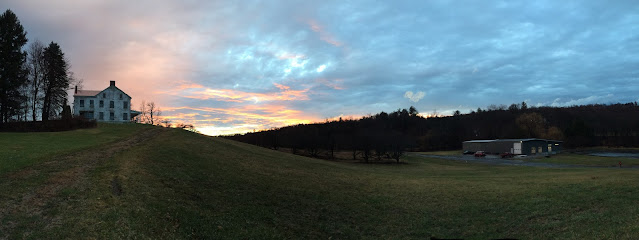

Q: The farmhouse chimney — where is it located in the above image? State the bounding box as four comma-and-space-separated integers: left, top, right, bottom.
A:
74, 85, 77, 94
110, 80, 115, 87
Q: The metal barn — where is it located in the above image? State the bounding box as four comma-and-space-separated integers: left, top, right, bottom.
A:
462, 138, 563, 155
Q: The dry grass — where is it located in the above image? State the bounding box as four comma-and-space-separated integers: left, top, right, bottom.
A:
3, 125, 639, 239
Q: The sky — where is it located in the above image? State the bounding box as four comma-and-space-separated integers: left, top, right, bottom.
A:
4, 0, 639, 135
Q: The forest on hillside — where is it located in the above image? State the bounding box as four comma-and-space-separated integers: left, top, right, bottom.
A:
224, 102, 639, 161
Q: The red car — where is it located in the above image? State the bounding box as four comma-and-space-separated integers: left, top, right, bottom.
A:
474, 151, 486, 157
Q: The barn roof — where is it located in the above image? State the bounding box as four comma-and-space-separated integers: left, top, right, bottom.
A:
464, 138, 563, 143
463, 139, 495, 143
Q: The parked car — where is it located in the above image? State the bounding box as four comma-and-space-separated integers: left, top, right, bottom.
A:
515, 154, 527, 158
474, 151, 486, 157
463, 150, 475, 155
500, 152, 514, 158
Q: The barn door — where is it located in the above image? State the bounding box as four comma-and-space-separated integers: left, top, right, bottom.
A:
513, 143, 522, 154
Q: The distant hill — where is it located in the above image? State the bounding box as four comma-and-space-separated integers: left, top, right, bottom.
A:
224, 102, 639, 156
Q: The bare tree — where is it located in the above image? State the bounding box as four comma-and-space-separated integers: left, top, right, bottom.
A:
140, 101, 161, 125
516, 112, 546, 138
176, 123, 197, 132
27, 40, 45, 121
139, 100, 147, 123
18, 79, 29, 121
160, 118, 171, 128
147, 102, 161, 125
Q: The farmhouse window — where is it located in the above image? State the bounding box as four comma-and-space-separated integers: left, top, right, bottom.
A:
123, 113, 128, 120
120, 94, 123, 100
102, 93, 105, 98
110, 112, 114, 120
110, 101, 114, 108
99, 112, 104, 120
79, 100, 84, 107
89, 100, 94, 107
99, 100, 104, 108
123, 101, 128, 109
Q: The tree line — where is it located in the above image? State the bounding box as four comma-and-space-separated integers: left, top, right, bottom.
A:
0, 9, 76, 127
224, 102, 639, 161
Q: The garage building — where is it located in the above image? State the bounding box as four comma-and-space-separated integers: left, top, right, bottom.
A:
462, 138, 562, 155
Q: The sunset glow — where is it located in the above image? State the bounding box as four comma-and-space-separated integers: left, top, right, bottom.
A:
6, 0, 639, 135
162, 105, 318, 136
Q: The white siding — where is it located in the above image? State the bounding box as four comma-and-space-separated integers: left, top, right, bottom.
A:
73, 86, 132, 123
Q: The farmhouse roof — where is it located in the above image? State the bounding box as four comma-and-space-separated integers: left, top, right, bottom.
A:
74, 90, 101, 96
73, 81, 132, 99
97, 85, 132, 99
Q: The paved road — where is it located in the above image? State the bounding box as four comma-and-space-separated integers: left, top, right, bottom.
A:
412, 153, 638, 169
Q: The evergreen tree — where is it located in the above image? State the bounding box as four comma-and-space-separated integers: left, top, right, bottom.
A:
408, 106, 419, 116
0, 9, 28, 123
41, 42, 70, 121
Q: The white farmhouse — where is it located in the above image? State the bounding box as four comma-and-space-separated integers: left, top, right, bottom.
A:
73, 81, 136, 122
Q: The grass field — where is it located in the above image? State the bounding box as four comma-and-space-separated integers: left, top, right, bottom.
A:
534, 153, 639, 167
2, 124, 639, 239
417, 150, 463, 156
0, 123, 150, 174
420, 149, 639, 167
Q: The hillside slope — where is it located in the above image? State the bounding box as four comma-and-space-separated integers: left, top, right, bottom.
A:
2, 124, 639, 239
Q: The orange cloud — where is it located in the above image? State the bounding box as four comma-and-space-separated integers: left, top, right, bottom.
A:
316, 78, 344, 90
273, 83, 290, 90
176, 83, 206, 90
163, 105, 320, 136
161, 83, 309, 103
307, 19, 343, 47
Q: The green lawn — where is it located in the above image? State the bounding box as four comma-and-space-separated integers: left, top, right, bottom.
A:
0, 123, 150, 174
527, 153, 639, 167
416, 149, 462, 155
3, 125, 639, 239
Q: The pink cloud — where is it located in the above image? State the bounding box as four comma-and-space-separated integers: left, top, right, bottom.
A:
316, 78, 345, 90
160, 83, 310, 103
273, 83, 290, 90
307, 19, 343, 47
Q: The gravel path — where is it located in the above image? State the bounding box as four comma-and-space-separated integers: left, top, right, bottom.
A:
412, 153, 638, 169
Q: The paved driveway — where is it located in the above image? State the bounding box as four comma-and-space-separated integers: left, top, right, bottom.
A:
412, 153, 636, 169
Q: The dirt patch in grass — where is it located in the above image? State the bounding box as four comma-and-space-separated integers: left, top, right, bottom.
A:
7, 169, 38, 180
111, 176, 123, 196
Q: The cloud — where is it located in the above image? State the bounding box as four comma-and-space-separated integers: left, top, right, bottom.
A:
5, 0, 639, 135
548, 94, 615, 107
404, 91, 425, 103
162, 105, 319, 136
159, 83, 310, 103
307, 19, 343, 47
